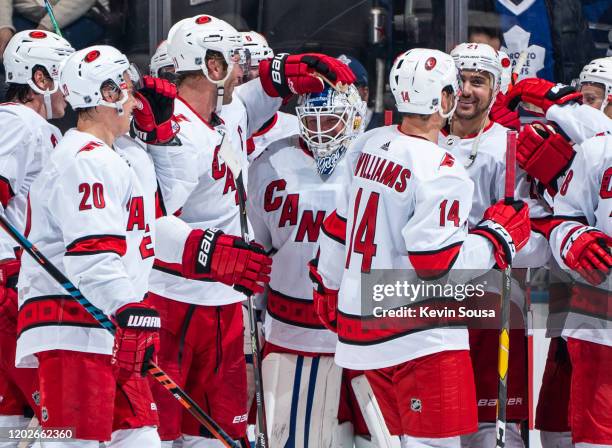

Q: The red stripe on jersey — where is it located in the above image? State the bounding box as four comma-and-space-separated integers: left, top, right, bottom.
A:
24, 194, 32, 238
252, 113, 279, 138
408, 242, 463, 280
152, 258, 216, 282
566, 283, 612, 320
321, 211, 347, 245
267, 288, 326, 330
65, 235, 127, 257
531, 216, 586, 240
246, 137, 255, 155
337, 298, 470, 346
0, 175, 15, 208
17, 296, 100, 336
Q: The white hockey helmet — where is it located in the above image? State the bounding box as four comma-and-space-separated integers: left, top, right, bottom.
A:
3, 30, 74, 118
167, 14, 243, 84
497, 50, 512, 94
60, 45, 139, 115
150, 40, 174, 77
451, 42, 501, 91
240, 31, 273, 66
296, 84, 366, 175
390, 48, 461, 117
579, 57, 612, 111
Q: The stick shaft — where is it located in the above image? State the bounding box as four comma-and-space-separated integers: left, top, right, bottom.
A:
0, 215, 239, 448
43, 0, 62, 37
235, 173, 269, 448
496, 130, 518, 448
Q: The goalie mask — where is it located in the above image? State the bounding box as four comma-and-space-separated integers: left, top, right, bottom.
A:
296, 84, 366, 176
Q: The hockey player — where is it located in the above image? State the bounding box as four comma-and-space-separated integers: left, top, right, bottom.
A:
238, 31, 300, 162
443, 42, 552, 448
150, 40, 175, 81
248, 84, 375, 447
144, 14, 355, 447
313, 48, 531, 448
577, 56, 612, 117
548, 132, 612, 447
0, 29, 74, 441
15, 44, 272, 447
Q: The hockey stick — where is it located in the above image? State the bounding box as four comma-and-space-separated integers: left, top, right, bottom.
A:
495, 130, 517, 448
217, 132, 269, 448
0, 215, 240, 448
43, 0, 62, 37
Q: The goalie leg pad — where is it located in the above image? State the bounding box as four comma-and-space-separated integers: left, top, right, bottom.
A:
262, 348, 342, 448
350, 373, 401, 448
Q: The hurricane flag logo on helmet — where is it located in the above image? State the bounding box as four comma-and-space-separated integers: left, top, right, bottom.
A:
296, 84, 366, 176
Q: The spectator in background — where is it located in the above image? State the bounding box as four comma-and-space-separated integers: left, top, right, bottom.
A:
337, 54, 374, 129
0, 0, 109, 56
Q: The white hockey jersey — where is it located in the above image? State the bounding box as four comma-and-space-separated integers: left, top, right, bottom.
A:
149, 79, 281, 306
546, 103, 612, 145
334, 125, 496, 370
439, 121, 551, 268
246, 111, 299, 161
550, 133, 612, 347
16, 131, 195, 367
0, 102, 61, 260
248, 136, 347, 353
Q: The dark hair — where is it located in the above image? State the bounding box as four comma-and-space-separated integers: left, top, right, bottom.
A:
76, 107, 97, 121
4, 65, 52, 104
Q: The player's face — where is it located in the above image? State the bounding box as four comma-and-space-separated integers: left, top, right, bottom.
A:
50, 88, 67, 119
100, 71, 137, 135
223, 54, 243, 103
455, 70, 494, 121
304, 114, 346, 139
580, 82, 607, 112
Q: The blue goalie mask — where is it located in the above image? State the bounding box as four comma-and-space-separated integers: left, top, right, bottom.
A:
296, 84, 366, 175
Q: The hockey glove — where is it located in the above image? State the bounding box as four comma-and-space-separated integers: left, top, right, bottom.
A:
471, 200, 531, 269
504, 78, 582, 115
0, 258, 19, 330
131, 75, 179, 144
182, 228, 272, 296
309, 258, 339, 332
112, 302, 160, 377
259, 53, 356, 99
517, 122, 575, 188
561, 226, 612, 286
489, 91, 520, 131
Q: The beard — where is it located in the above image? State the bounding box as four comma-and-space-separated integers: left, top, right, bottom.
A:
454, 98, 490, 121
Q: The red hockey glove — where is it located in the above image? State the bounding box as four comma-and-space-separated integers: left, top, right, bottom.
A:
112, 302, 160, 378
308, 258, 339, 332
504, 78, 582, 115
471, 200, 531, 269
517, 122, 575, 186
259, 53, 356, 99
489, 91, 520, 131
131, 75, 179, 144
561, 226, 612, 286
182, 228, 272, 296
0, 258, 19, 330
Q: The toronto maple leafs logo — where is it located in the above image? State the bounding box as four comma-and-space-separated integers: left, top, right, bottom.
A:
501, 25, 545, 81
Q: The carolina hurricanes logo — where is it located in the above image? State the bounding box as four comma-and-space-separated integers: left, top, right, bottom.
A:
425, 57, 437, 71
440, 153, 455, 167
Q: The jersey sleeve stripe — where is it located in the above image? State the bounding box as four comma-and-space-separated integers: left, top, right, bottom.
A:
152, 259, 216, 282
0, 174, 16, 208
321, 211, 347, 245
407, 241, 463, 280
65, 234, 127, 257
17, 295, 101, 336
531, 216, 587, 240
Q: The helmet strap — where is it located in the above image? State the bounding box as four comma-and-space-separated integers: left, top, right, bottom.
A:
27, 79, 59, 120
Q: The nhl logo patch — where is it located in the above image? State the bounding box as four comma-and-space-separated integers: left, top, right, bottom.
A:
41, 406, 49, 422
411, 398, 422, 412
32, 390, 40, 406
